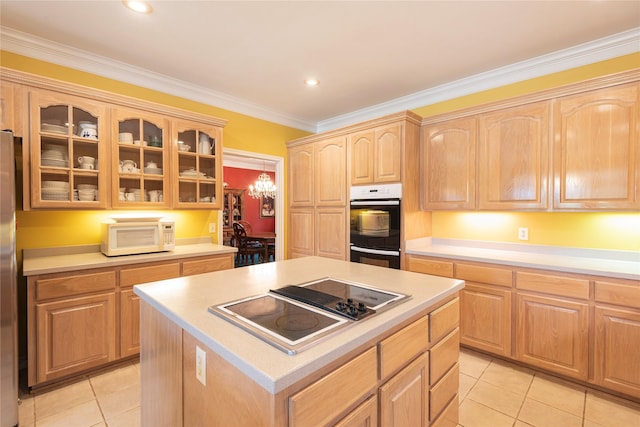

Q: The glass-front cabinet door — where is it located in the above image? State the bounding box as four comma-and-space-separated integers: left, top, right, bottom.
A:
172, 119, 223, 209
29, 90, 109, 208
111, 108, 170, 208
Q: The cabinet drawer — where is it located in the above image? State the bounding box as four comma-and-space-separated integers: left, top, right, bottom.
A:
182, 255, 233, 276
289, 347, 377, 427
36, 270, 116, 301
379, 316, 429, 380
430, 363, 459, 422
430, 297, 460, 343
120, 262, 181, 288
430, 392, 459, 427
516, 271, 589, 299
595, 279, 640, 309
430, 328, 460, 384
456, 263, 512, 287
406, 256, 454, 278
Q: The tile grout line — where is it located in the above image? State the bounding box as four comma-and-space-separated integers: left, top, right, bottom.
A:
88, 373, 109, 426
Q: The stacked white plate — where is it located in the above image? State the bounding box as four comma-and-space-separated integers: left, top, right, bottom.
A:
41, 123, 68, 134
179, 169, 205, 177
41, 144, 69, 168
144, 167, 163, 175
128, 189, 148, 201
42, 180, 69, 200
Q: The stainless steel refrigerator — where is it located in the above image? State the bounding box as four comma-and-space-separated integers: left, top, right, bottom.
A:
0, 130, 18, 427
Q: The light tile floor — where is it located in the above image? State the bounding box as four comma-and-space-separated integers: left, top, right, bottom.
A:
17, 348, 640, 426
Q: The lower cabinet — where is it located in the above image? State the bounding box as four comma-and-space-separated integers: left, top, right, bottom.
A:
27, 252, 234, 387
379, 353, 429, 427
406, 254, 640, 400
35, 292, 116, 384
335, 395, 378, 427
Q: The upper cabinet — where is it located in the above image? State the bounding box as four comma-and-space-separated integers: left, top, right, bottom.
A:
478, 101, 550, 210
421, 73, 640, 211
553, 82, 639, 210
111, 107, 170, 209
29, 89, 110, 209
172, 119, 223, 209
350, 123, 402, 185
4, 69, 227, 211
421, 117, 477, 210
289, 143, 315, 207
315, 136, 347, 205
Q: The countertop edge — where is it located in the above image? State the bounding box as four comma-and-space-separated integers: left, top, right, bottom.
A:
22, 243, 237, 276
405, 238, 639, 281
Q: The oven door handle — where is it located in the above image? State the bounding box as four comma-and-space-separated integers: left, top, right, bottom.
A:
350, 246, 400, 256
350, 200, 400, 206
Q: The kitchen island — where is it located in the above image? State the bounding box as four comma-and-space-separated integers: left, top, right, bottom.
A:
134, 256, 464, 426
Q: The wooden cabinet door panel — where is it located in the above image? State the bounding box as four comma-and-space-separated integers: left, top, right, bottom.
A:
36, 293, 116, 382
315, 136, 347, 205
553, 83, 640, 209
516, 293, 589, 380
430, 363, 459, 422
120, 262, 181, 288
379, 352, 428, 427
594, 306, 640, 399
350, 130, 375, 185
405, 256, 454, 278
478, 102, 550, 209
182, 255, 233, 276
289, 208, 314, 257
289, 144, 314, 206
375, 123, 402, 183
120, 289, 140, 358
315, 207, 347, 260
422, 117, 477, 209
379, 316, 429, 381
460, 284, 512, 357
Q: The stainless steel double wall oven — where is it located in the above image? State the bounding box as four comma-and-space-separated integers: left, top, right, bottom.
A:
349, 183, 401, 269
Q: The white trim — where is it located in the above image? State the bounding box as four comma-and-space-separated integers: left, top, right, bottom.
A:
317, 28, 640, 132
1, 26, 638, 134
222, 148, 284, 262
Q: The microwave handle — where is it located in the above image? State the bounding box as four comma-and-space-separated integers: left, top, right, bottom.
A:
350, 200, 399, 206
350, 245, 400, 256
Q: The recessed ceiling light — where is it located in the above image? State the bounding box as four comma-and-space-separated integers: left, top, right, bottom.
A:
304, 79, 320, 87
122, 0, 153, 14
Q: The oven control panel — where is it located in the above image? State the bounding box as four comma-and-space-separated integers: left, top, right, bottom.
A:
271, 285, 376, 321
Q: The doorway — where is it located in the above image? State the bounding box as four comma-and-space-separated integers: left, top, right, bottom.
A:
222, 148, 284, 262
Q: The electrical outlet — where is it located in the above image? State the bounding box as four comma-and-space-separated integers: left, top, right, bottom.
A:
196, 345, 206, 385
208, 222, 216, 233
518, 227, 529, 241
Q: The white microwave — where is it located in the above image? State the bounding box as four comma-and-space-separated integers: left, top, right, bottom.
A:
101, 216, 175, 256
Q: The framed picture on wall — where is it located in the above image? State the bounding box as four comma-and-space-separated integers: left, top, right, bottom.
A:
260, 196, 275, 218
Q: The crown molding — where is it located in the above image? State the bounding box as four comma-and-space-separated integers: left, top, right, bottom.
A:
0, 27, 317, 133
316, 27, 640, 132
2, 26, 638, 135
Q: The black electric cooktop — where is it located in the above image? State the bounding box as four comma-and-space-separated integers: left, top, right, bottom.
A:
208, 277, 409, 355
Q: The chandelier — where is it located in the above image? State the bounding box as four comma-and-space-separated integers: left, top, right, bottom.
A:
248, 168, 276, 199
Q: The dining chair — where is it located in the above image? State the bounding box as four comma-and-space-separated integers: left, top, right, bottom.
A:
232, 222, 265, 265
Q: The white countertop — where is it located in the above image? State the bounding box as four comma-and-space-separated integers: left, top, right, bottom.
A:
23, 242, 237, 276
133, 256, 464, 393
405, 238, 639, 281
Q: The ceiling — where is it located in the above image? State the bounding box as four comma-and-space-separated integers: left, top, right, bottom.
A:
1, 1, 639, 132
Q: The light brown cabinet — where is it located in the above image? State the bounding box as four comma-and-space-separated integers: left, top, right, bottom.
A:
407, 253, 640, 399
478, 101, 550, 210
379, 352, 429, 426
287, 111, 427, 265
421, 117, 477, 210
350, 123, 402, 185
515, 292, 589, 380
111, 107, 171, 208
288, 143, 314, 207
553, 82, 640, 210
28, 89, 110, 209
222, 188, 245, 245
172, 118, 223, 209
4, 69, 226, 211
26, 252, 233, 387
334, 395, 377, 427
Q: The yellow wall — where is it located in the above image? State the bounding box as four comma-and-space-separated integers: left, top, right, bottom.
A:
3, 51, 640, 254
413, 53, 640, 252
2, 51, 309, 259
